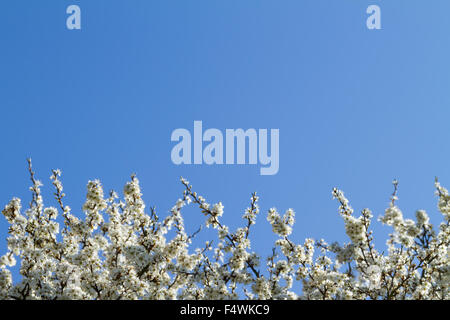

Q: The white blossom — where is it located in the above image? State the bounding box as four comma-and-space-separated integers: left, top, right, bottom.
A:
0, 162, 448, 300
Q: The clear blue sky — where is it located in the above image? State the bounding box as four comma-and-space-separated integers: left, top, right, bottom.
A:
1, 0, 450, 270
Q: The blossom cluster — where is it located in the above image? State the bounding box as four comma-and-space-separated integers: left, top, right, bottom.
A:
0, 161, 448, 300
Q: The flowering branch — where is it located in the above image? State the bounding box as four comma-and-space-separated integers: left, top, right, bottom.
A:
0, 161, 448, 300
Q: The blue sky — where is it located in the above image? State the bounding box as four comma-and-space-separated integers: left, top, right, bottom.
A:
1, 0, 450, 271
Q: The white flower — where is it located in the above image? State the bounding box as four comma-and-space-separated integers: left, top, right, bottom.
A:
0, 162, 447, 300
